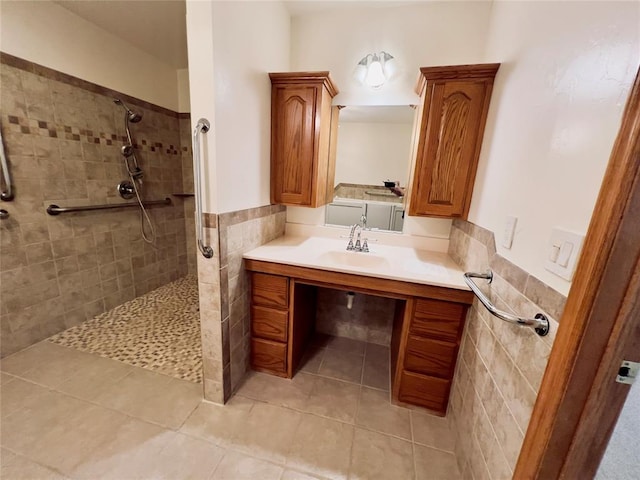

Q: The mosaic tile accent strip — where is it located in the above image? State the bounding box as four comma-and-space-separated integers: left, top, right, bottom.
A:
48, 275, 203, 383
4, 114, 180, 154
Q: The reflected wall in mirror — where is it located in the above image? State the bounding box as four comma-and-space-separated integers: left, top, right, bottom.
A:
326, 105, 415, 232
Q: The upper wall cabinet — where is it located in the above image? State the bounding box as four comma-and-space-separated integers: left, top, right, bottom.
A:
408, 64, 500, 219
270, 72, 339, 207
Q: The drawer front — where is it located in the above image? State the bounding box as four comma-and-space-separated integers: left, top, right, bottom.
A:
251, 337, 287, 373
404, 335, 456, 379
411, 298, 466, 342
251, 305, 288, 342
252, 273, 289, 308
398, 370, 451, 413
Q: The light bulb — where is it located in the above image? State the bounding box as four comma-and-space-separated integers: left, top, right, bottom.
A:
354, 57, 367, 84
382, 52, 397, 78
365, 55, 386, 88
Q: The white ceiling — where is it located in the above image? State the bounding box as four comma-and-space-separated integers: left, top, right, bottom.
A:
54, 0, 188, 69
53, 0, 428, 70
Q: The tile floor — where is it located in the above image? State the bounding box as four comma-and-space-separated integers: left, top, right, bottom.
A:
48, 275, 203, 383
1, 335, 461, 479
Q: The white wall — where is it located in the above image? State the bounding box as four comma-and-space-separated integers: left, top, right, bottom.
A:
207, 1, 290, 213
470, 1, 640, 295
0, 0, 181, 111
335, 122, 412, 187
288, 2, 490, 237
291, 2, 492, 106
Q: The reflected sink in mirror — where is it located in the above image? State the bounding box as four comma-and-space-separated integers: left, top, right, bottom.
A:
317, 250, 391, 269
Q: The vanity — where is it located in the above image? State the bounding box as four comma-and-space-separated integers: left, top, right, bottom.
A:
244, 236, 473, 415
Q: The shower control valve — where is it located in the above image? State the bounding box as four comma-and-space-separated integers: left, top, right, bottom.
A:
117, 180, 135, 200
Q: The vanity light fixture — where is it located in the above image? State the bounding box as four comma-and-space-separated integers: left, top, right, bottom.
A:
354, 51, 396, 89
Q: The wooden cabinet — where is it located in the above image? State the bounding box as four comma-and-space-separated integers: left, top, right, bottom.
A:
249, 272, 316, 378
269, 72, 339, 207
391, 297, 469, 415
408, 64, 499, 219
246, 259, 472, 415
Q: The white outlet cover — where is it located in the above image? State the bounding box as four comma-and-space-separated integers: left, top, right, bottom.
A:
502, 216, 518, 249
544, 228, 585, 281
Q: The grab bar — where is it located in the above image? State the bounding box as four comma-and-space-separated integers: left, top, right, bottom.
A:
0, 128, 14, 201
47, 198, 171, 215
192, 118, 213, 258
464, 271, 550, 336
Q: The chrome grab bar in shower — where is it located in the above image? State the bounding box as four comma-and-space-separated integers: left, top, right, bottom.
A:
192, 118, 213, 259
464, 271, 550, 336
0, 128, 14, 201
46, 198, 171, 216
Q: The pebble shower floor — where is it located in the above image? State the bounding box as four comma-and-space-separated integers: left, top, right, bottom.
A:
49, 275, 203, 383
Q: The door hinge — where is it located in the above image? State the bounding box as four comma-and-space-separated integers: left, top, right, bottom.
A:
616, 360, 639, 385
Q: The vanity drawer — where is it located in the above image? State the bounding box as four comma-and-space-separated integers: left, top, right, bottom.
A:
251, 273, 289, 308
404, 335, 456, 379
251, 305, 288, 342
411, 299, 466, 342
251, 337, 287, 374
397, 370, 451, 414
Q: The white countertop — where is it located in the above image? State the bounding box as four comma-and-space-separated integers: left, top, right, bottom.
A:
243, 235, 470, 291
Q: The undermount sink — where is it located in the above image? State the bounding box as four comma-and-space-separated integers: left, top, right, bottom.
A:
317, 250, 390, 269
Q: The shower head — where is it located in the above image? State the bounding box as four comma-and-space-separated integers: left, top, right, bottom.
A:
114, 98, 142, 123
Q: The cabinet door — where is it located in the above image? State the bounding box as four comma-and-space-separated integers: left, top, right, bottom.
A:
271, 85, 318, 205
410, 80, 488, 217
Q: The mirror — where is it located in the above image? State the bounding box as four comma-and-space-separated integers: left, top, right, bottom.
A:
325, 105, 415, 232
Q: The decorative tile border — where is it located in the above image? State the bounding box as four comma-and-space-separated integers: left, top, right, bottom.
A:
451, 219, 567, 321
1, 52, 183, 119
4, 114, 180, 155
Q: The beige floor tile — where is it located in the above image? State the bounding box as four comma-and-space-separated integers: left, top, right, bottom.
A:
362, 344, 390, 391
181, 396, 255, 446
211, 451, 283, 480
237, 371, 315, 410
304, 377, 360, 424
414, 444, 461, 480
145, 432, 225, 479
55, 355, 133, 400
281, 469, 328, 479
1, 372, 16, 386
232, 402, 303, 464
299, 345, 326, 374
0, 454, 68, 479
25, 402, 132, 475
0, 389, 88, 454
324, 336, 367, 357
287, 414, 354, 480
1, 341, 77, 377
355, 387, 411, 440
318, 351, 364, 384
349, 428, 415, 480
411, 411, 456, 452
124, 376, 203, 429
92, 368, 201, 429
0, 376, 51, 419
70, 417, 173, 479
1, 447, 17, 469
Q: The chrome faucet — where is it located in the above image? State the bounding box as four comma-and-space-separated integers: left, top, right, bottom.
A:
346, 216, 369, 252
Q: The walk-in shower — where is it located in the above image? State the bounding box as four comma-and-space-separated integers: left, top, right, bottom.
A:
114, 98, 156, 244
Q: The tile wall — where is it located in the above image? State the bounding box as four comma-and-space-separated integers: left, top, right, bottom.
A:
447, 219, 566, 479
178, 116, 197, 275
315, 288, 395, 346
0, 53, 194, 357
197, 205, 286, 403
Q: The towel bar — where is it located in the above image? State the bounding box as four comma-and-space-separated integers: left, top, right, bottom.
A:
464, 271, 550, 336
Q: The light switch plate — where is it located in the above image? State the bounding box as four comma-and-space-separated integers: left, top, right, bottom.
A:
502, 216, 518, 249
545, 228, 585, 281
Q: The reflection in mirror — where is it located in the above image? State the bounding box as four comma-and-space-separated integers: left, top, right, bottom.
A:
326, 105, 414, 232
